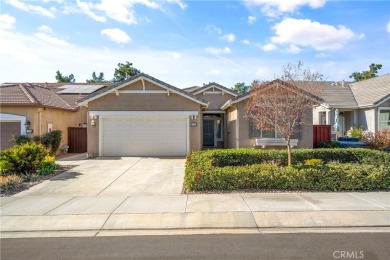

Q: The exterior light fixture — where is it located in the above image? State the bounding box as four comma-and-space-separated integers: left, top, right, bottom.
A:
24, 120, 31, 129
90, 115, 97, 127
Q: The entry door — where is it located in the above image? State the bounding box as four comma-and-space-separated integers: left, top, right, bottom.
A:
203, 119, 214, 146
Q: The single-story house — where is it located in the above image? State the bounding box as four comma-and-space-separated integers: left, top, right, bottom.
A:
78, 73, 317, 158
313, 74, 390, 138
0, 83, 106, 151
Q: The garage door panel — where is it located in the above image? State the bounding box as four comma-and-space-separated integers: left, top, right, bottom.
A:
1, 122, 21, 150
102, 117, 187, 157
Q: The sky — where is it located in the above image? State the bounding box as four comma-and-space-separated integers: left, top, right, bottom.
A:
0, 0, 389, 88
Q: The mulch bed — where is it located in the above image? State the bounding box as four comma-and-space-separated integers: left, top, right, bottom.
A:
1, 165, 77, 197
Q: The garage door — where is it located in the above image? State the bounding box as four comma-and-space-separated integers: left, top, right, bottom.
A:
1, 121, 21, 150
102, 117, 188, 156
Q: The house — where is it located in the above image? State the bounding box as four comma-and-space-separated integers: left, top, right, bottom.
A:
78, 73, 317, 158
313, 74, 390, 138
0, 83, 106, 151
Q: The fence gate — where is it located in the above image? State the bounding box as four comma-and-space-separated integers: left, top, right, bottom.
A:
68, 127, 87, 153
313, 125, 331, 147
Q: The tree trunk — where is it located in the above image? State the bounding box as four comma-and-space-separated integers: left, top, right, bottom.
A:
287, 141, 292, 166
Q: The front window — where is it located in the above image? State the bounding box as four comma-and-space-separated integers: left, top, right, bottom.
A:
249, 122, 300, 139
216, 119, 222, 139
379, 109, 390, 130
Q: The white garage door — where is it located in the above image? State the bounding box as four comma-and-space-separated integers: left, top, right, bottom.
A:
102, 117, 188, 156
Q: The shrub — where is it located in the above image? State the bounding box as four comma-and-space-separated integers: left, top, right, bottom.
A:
315, 141, 341, 148
362, 129, 390, 151
41, 130, 62, 154
184, 148, 390, 191
32, 135, 42, 144
11, 135, 31, 145
0, 143, 48, 175
38, 155, 59, 175
304, 159, 323, 166
0, 174, 23, 191
347, 126, 364, 140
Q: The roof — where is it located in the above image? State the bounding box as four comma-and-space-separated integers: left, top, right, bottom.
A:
77, 73, 209, 106
182, 86, 201, 93
350, 73, 390, 107
0, 83, 84, 110
191, 82, 238, 96
221, 79, 323, 110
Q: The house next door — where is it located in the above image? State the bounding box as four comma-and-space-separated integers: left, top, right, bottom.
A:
203, 119, 214, 146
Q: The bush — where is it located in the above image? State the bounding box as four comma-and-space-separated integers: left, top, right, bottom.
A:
362, 129, 390, 151
11, 135, 31, 145
347, 126, 364, 140
0, 143, 48, 175
0, 174, 23, 191
32, 135, 42, 144
315, 141, 341, 148
41, 130, 62, 155
184, 148, 390, 191
38, 155, 59, 175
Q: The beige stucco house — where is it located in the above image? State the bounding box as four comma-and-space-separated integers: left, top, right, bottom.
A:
78, 73, 316, 158
0, 83, 103, 151
313, 74, 390, 139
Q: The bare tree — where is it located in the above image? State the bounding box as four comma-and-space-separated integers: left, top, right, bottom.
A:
245, 62, 324, 166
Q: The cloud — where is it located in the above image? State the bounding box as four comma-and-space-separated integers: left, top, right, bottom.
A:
220, 33, 236, 42
34, 32, 71, 46
270, 18, 355, 51
0, 14, 16, 30
166, 0, 187, 10
38, 25, 52, 33
6, 0, 56, 18
248, 16, 256, 24
387, 21, 390, 33
101, 28, 131, 44
242, 39, 251, 45
76, 0, 106, 22
286, 44, 300, 54
314, 52, 330, 58
261, 43, 278, 51
205, 47, 231, 55
244, 0, 326, 18
205, 24, 222, 34
168, 51, 181, 59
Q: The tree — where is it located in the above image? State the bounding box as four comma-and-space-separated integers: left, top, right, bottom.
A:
87, 72, 106, 83
245, 62, 323, 166
55, 70, 75, 83
113, 61, 141, 82
349, 63, 382, 82
231, 82, 250, 94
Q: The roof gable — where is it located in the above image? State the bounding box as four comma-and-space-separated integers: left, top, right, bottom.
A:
192, 82, 238, 96
77, 73, 209, 106
349, 73, 390, 107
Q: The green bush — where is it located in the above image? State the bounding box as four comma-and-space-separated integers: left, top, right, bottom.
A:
38, 155, 59, 175
315, 141, 341, 148
347, 126, 364, 140
41, 130, 62, 154
0, 143, 48, 175
184, 148, 390, 192
11, 135, 31, 145
0, 174, 23, 191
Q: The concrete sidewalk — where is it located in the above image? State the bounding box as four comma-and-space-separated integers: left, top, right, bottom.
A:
1, 192, 389, 237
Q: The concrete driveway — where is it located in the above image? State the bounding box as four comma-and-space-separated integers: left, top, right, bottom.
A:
13, 157, 185, 197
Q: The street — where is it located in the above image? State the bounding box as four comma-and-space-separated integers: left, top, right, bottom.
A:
1, 233, 389, 259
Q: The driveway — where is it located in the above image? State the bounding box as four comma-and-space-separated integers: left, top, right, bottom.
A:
13, 157, 186, 197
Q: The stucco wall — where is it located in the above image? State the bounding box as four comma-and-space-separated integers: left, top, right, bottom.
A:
195, 92, 234, 110
226, 106, 237, 148
0, 106, 87, 151
357, 108, 376, 132
86, 81, 202, 157
230, 100, 314, 149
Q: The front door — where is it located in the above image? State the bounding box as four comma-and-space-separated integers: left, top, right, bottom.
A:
203, 119, 214, 146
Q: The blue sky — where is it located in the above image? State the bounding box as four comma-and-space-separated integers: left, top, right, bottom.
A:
1, 0, 389, 88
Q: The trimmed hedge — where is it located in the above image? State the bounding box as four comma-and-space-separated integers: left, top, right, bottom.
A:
184, 148, 390, 192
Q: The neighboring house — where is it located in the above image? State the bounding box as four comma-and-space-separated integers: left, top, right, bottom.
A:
0, 83, 106, 151
77, 73, 317, 158
313, 74, 390, 138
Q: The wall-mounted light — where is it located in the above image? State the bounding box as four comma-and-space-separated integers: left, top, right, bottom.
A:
90, 115, 97, 127
24, 120, 31, 129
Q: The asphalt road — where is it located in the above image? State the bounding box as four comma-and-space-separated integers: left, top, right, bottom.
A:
1, 233, 389, 260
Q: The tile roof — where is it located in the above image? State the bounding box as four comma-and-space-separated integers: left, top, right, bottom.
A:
182, 86, 201, 93
0, 83, 84, 110
77, 73, 209, 105
349, 73, 390, 107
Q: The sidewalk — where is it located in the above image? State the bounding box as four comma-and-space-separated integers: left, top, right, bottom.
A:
1, 192, 389, 238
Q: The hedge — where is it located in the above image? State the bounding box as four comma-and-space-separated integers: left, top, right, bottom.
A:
184, 148, 390, 192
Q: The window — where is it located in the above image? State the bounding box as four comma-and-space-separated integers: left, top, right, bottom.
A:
249, 122, 301, 139
319, 111, 326, 125
216, 119, 222, 139
379, 108, 390, 130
